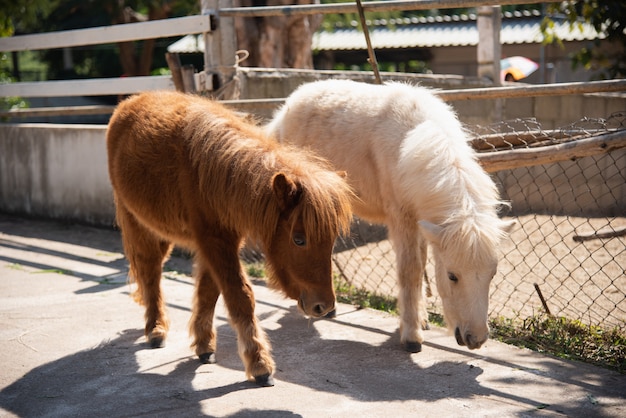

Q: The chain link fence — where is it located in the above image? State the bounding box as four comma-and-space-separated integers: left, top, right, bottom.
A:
331, 112, 626, 331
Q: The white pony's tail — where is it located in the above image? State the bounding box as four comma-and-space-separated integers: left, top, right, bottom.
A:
264, 106, 286, 143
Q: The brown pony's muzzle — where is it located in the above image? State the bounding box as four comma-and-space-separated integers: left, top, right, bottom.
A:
298, 293, 336, 318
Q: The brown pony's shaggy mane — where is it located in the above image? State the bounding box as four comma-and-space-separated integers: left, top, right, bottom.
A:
182, 96, 354, 245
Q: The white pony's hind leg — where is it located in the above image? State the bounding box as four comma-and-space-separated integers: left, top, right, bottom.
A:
419, 234, 431, 328
389, 220, 427, 352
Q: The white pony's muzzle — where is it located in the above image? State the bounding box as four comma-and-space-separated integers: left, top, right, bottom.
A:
455, 326, 488, 350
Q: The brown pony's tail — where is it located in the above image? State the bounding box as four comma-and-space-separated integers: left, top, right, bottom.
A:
109, 194, 144, 306
111, 195, 166, 308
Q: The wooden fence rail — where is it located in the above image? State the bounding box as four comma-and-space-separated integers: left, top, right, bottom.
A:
478, 130, 626, 172
3, 78, 625, 118
0, 15, 212, 52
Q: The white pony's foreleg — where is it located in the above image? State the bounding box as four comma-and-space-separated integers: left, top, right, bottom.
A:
389, 220, 428, 353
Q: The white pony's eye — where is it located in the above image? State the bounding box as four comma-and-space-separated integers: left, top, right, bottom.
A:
448, 272, 459, 283
293, 232, 307, 247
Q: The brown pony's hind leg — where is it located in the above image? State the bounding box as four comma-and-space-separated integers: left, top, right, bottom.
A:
190, 258, 221, 365
117, 205, 173, 348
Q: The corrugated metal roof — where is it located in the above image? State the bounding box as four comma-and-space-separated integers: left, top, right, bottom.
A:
168, 34, 204, 54
312, 15, 603, 51
167, 13, 603, 54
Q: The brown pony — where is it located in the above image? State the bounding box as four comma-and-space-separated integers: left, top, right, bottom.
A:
106, 91, 353, 386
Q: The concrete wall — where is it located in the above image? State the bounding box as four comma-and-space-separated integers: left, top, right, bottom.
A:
495, 151, 626, 217
234, 68, 626, 127
450, 92, 626, 129
0, 124, 115, 226
231, 68, 491, 121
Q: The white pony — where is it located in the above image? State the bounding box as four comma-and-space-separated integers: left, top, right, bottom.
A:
266, 79, 515, 352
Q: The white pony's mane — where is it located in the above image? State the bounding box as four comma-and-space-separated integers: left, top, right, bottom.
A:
394, 86, 508, 267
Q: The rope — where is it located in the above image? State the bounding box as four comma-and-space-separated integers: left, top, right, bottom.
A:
212, 50, 249, 100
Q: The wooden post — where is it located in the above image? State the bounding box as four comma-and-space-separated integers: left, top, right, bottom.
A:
477, 6, 501, 86
181, 65, 197, 93
477, 5, 502, 122
533, 283, 552, 316
201, 0, 237, 96
165, 52, 185, 92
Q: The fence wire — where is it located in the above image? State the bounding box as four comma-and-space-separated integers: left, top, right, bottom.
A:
331, 112, 626, 330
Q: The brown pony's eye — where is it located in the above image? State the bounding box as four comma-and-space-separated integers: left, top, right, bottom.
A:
448, 272, 459, 283
292, 232, 307, 247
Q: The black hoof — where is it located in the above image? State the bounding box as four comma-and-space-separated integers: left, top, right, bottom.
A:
149, 337, 165, 349
422, 322, 431, 331
325, 308, 337, 319
254, 373, 275, 387
404, 341, 422, 353
198, 352, 216, 364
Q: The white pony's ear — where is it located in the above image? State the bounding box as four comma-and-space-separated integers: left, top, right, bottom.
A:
418, 220, 443, 246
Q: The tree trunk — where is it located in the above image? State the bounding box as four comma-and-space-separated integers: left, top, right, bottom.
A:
234, 0, 321, 69
112, 3, 172, 77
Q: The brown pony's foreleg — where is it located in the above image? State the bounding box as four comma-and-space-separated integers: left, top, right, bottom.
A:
196, 234, 275, 386
189, 258, 221, 365
389, 218, 428, 353
225, 277, 275, 386
116, 204, 172, 348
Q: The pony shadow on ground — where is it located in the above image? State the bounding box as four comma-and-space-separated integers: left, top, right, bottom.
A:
238, 309, 490, 402
1, 308, 621, 417
0, 326, 483, 418
0, 329, 299, 418
221, 305, 622, 417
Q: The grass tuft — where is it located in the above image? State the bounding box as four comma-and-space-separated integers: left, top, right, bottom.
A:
245, 262, 266, 278
489, 314, 626, 374
334, 277, 397, 313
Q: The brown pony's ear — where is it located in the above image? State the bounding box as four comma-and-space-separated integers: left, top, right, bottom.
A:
336, 170, 348, 179
272, 173, 302, 212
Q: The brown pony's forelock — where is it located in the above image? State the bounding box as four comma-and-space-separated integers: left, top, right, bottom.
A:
276, 145, 354, 238
183, 100, 353, 245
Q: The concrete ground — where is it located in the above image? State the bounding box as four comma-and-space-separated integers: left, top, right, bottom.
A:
0, 213, 624, 417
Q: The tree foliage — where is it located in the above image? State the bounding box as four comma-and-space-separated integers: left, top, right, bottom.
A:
0, 0, 61, 37
543, 0, 626, 78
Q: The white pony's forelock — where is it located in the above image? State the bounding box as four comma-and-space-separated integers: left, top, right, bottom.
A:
397, 113, 507, 268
